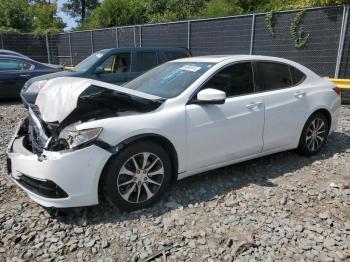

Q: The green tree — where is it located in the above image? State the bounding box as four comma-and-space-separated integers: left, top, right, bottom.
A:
146, 0, 208, 22
199, 0, 242, 18
86, 0, 147, 28
0, 0, 33, 32
62, 0, 99, 26
32, 0, 65, 33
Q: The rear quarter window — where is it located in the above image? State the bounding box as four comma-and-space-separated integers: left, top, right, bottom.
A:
257, 62, 293, 91
291, 66, 306, 85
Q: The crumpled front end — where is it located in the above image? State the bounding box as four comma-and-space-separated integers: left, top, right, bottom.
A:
7, 77, 164, 207
6, 115, 112, 208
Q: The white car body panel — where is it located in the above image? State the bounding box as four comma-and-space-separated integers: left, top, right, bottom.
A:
185, 92, 265, 170
6, 55, 341, 207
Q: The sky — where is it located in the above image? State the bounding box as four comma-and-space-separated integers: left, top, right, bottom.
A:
56, 0, 77, 31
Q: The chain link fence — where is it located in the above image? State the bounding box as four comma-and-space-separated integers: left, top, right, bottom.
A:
1, 5, 350, 78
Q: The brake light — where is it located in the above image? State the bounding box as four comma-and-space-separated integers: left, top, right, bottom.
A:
333, 86, 341, 96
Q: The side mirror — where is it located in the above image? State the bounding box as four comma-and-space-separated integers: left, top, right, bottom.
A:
196, 88, 226, 104
94, 66, 105, 75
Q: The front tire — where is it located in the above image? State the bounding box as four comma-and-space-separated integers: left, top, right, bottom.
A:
297, 112, 329, 155
102, 141, 172, 211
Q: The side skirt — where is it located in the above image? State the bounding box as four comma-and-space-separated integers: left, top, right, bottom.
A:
177, 145, 296, 180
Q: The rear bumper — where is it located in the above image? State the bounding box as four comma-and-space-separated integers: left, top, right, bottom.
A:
329, 96, 342, 134
6, 122, 111, 208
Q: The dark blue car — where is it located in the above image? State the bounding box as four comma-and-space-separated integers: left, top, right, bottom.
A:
21, 47, 191, 105
0, 54, 61, 98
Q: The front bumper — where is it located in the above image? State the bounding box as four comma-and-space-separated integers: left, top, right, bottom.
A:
6, 122, 112, 208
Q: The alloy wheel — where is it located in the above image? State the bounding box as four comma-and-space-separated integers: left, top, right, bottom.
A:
117, 152, 164, 203
305, 117, 326, 152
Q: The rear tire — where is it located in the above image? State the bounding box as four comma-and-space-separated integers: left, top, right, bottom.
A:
102, 141, 172, 211
297, 112, 329, 155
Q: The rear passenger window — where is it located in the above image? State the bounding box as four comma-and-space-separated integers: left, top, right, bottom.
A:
203, 62, 255, 97
0, 59, 32, 71
138, 52, 158, 71
257, 62, 293, 91
291, 66, 305, 85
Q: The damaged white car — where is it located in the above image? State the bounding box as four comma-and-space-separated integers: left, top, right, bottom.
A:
7, 55, 341, 210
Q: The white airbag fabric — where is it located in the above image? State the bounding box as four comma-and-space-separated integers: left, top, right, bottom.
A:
35, 77, 162, 123
35, 77, 90, 123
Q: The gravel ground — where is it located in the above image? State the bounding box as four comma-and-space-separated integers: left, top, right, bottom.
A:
0, 100, 350, 262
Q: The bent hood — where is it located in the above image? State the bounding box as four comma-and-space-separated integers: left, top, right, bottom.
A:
35, 77, 163, 123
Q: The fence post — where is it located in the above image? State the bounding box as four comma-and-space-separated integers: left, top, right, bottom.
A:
115, 27, 119, 48
90, 30, 94, 54
335, 5, 349, 78
250, 14, 255, 55
187, 21, 191, 51
133, 26, 136, 47
139, 25, 142, 47
45, 33, 51, 64
68, 33, 73, 66
0, 33, 3, 49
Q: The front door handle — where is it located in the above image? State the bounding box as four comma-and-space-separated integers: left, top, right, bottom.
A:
246, 101, 263, 109
19, 74, 31, 78
294, 91, 306, 98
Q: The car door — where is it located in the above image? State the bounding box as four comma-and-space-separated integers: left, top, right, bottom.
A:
185, 62, 265, 171
92, 52, 132, 85
255, 61, 309, 151
0, 59, 34, 97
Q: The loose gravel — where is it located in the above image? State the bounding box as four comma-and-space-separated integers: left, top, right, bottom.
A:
0, 100, 350, 262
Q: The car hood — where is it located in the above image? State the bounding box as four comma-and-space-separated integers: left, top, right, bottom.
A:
35, 77, 163, 124
26, 70, 81, 86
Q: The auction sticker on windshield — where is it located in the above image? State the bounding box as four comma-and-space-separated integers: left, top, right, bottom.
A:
180, 65, 202, 72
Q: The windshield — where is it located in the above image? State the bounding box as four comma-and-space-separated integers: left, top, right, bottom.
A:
124, 62, 214, 98
74, 50, 108, 72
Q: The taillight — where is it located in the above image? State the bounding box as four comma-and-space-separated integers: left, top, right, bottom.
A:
333, 86, 341, 96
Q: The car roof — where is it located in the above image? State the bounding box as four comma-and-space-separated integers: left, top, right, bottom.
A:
172, 55, 299, 64
0, 54, 35, 62
101, 47, 189, 54
0, 49, 28, 58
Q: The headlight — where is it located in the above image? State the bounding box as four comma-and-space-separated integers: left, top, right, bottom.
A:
58, 125, 102, 150
25, 80, 47, 93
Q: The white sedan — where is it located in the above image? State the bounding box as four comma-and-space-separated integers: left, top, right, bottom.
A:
7, 55, 341, 210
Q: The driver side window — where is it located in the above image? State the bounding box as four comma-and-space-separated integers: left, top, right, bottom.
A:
98, 53, 131, 74
202, 62, 255, 97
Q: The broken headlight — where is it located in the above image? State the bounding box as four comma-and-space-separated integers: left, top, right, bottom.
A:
58, 125, 102, 150
25, 80, 47, 93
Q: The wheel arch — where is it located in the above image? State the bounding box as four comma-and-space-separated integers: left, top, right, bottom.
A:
298, 107, 332, 145
97, 133, 179, 200
309, 108, 332, 133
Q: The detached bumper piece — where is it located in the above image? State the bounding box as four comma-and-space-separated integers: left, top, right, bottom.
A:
14, 174, 68, 199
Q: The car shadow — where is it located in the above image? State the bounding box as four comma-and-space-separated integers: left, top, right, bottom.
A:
0, 98, 22, 105
47, 130, 350, 225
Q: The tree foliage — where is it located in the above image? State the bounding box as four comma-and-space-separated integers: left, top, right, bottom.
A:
62, 0, 99, 26
85, 0, 147, 29
32, 1, 66, 33
0, 0, 65, 33
0, 0, 33, 32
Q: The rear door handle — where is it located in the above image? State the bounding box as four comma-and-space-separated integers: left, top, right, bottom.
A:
246, 101, 263, 109
294, 91, 306, 98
